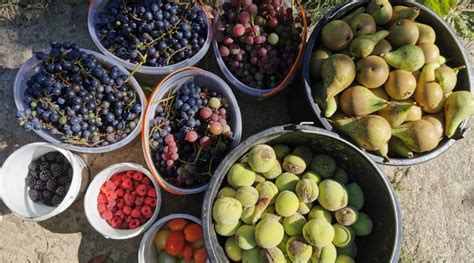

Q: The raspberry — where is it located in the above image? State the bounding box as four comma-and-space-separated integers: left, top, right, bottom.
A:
97, 203, 107, 213
51, 195, 63, 206
115, 210, 125, 219
39, 170, 52, 181
105, 181, 117, 191
115, 188, 125, 197
109, 216, 122, 228
97, 193, 107, 203
55, 186, 68, 197
149, 199, 157, 207
109, 174, 122, 185
126, 215, 132, 223
123, 206, 132, 215
110, 206, 118, 213
116, 198, 125, 209
133, 172, 143, 181
144, 197, 153, 206
141, 205, 153, 219
28, 189, 41, 201
147, 188, 157, 197
101, 210, 113, 221
46, 180, 58, 191
125, 170, 135, 178
106, 200, 116, 210
135, 196, 144, 206
141, 177, 151, 185
131, 208, 141, 218
106, 191, 117, 201
120, 220, 128, 229
124, 193, 135, 206
121, 178, 133, 189
136, 184, 147, 196
129, 219, 141, 229
140, 217, 148, 225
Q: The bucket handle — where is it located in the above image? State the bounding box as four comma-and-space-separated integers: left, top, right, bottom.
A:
0, 166, 3, 200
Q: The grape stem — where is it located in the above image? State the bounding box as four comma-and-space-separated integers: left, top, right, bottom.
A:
124, 53, 147, 83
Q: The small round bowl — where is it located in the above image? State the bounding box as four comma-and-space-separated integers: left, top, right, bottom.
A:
138, 213, 202, 263
212, 0, 308, 99
84, 162, 161, 240
202, 124, 402, 262
0, 142, 89, 221
142, 67, 242, 195
88, 0, 212, 76
293, 0, 473, 165
13, 48, 146, 153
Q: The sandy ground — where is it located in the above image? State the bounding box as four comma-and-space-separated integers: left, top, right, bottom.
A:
0, 1, 473, 262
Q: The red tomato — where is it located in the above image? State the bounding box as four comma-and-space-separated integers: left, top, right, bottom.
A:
168, 218, 187, 231
165, 231, 185, 256
193, 246, 207, 263
182, 245, 194, 262
184, 223, 203, 243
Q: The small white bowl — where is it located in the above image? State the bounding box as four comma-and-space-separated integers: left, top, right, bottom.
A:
84, 162, 162, 239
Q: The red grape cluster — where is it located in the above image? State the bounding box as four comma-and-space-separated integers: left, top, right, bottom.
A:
217, 0, 303, 89
149, 82, 234, 188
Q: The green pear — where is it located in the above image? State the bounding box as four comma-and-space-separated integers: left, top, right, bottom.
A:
391, 120, 440, 152
321, 54, 356, 99
310, 48, 332, 80
388, 19, 419, 48
371, 87, 390, 101
383, 44, 425, 72
388, 137, 414, 158
375, 143, 389, 160
367, 0, 393, 25
435, 65, 466, 93
416, 23, 436, 44
371, 39, 392, 56
388, 5, 420, 25
312, 82, 338, 118
415, 62, 443, 109
418, 43, 440, 64
350, 13, 376, 36
422, 113, 445, 141
378, 102, 415, 127
322, 20, 354, 51
342, 7, 366, 23
332, 115, 392, 151
422, 92, 450, 114
340, 85, 388, 116
444, 91, 474, 138
349, 30, 390, 58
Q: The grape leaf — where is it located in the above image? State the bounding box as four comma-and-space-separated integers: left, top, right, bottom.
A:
417, 0, 457, 18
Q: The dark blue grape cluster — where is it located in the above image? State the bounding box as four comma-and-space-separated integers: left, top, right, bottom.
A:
95, 0, 208, 67
16, 41, 142, 147
149, 82, 234, 188
25, 152, 72, 207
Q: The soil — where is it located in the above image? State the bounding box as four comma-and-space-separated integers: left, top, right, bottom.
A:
0, 1, 472, 262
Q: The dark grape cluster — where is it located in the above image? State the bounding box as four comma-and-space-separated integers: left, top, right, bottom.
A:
16, 41, 142, 147
95, 0, 208, 67
217, 0, 303, 89
25, 152, 72, 207
149, 82, 234, 188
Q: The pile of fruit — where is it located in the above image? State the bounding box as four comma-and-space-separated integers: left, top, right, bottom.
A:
25, 151, 72, 207
149, 81, 234, 188
153, 218, 207, 263
310, 0, 474, 159
97, 170, 157, 229
212, 144, 372, 262
95, 0, 208, 67
16, 41, 142, 147
216, 0, 304, 89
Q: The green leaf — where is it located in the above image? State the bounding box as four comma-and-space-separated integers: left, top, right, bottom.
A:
417, 0, 457, 18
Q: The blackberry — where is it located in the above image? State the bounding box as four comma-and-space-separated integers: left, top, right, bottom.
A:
34, 180, 46, 191
28, 189, 42, 202
42, 190, 54, 201
39, 170, 52, 181
27, 169, 39, 179
46, 180, 58, 192
51, 195, 63, 206
39, 162, 50, 171
43, 199, 53, 206
45, 152, 57, 162
55, 153, 67, 164
55, 186, 67, 197
28, 160, 41, 171
57, 176, 70, 186
50, 163, 62, 178
25, 176, 37, 188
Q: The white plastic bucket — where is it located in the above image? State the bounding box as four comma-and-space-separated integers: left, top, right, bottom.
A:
88, 0, 212, 76
84, 162, 162, 240
0, 142, 89, 221
13, 48, 146, 154
142, 67, 242, 195
138, 213, 202, 263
